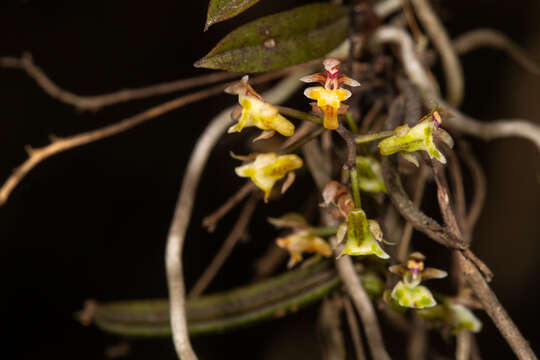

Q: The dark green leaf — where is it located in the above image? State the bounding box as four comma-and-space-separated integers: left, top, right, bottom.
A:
205, 0, 261, 31
195, 3, 348, 72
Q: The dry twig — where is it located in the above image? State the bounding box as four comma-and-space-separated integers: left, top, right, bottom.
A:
0, 69, 292, 206
0, 53, 241, 111
189, 194, 259, 298
343, 296, 368, 360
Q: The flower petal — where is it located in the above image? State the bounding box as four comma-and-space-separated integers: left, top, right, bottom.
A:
304, 86, 323, 100
391, 281, 437, 309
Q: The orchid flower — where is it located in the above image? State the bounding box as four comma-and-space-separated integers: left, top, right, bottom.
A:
234, 152, 302, 201
418, 302, 482, 334
378, 109, 454, 166
388, 252, 447, 309
339, 208, 390, 259
269, 213, 332, 267
225, 76, 295, 140
301, 58, 360, 130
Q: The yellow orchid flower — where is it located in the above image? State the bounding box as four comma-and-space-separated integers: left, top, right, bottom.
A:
234, 152, 303, 201
303, 87, 351, 130
225, 76, 295, 139
276, 230, 332, 268
301, 58, 360, 130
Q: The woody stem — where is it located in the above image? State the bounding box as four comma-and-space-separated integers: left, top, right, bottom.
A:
336, 123, 361, 208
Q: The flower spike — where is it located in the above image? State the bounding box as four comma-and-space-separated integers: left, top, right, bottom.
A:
234, 152, 302, 202
302, 58, 360, 130
226, 76, 295, 139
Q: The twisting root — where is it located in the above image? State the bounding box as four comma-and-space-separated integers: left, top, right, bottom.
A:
371, 26, 540, 153
411, 0, 464, 106
453, 29, 540, 76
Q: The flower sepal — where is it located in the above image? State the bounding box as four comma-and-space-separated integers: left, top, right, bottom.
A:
341, 208, 390, 259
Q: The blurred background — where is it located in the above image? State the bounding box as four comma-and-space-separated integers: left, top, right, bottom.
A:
1, 0, 538, 359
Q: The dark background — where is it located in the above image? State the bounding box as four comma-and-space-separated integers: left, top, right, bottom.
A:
1, 0, 539, 359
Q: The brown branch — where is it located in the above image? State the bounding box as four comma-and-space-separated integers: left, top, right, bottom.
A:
333, 249, 391, 360
407, 316, 428, 360
456, 332, 472, 360
444, 146, 467, 230
202, 183, 256, 232
432, 161, 537, 360
397, 166, 429, 262
318, 296, 347, 360
0, 53, 241, 111
343, 296, 368, 360
189, 194, 259, 298
411, 0, 464, 106
0, 69, 290, 206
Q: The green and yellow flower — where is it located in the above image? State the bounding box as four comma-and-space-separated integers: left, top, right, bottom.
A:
226, 76, 295, 139
388, 252, 447, 309
378, 109, 454, 165
340, 208, 389, 259
234, 152, 303, 201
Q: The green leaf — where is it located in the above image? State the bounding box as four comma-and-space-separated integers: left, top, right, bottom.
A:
205, 0, 261, 31
195, 3, 348, 72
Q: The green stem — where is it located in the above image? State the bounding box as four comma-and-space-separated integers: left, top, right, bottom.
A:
355, 130, 394, 144
350, 168, 362, 208
277, 106, 323, 125
345, 112, 359, 134
313, 226, 339, 237
279, 127, 326, 155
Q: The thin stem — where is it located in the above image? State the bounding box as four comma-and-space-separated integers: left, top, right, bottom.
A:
202, 183, 255, 232
349, 168, 362, 208
318, 297, 346, 360
0, 53, 236, 111
346, 112, 360, 134
0, 53, 297, 111
189, 195, 259, 298
0, 70, 290, 206
431, 163, 537, 360
313, 226, 339, 237
354, 130, 394, 144
343, 296, 368, 360
277, 106, 324, 125
333, 242, 391, 360
397, 167, 429, 262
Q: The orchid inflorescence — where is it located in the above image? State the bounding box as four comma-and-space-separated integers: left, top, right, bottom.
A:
221, 59, 476, 332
